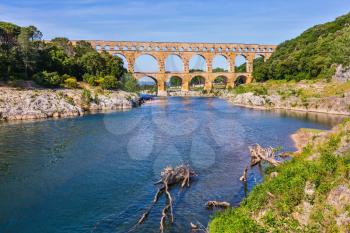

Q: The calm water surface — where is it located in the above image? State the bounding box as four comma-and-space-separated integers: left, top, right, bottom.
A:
0, 97, 343, 233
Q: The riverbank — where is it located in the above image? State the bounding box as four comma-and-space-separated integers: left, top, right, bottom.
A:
209, 117, 350, 232
0, 87, 139, 121
220, 80, 350, 116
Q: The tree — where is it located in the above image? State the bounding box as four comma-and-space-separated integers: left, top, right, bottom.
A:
17, 26, 42, 79
170, 77, 181, 86
190, 76, 205, 85
74, 40, 95, 57
51, 37, 75, 56
100, 51, 126, 79
0, 22, 21, 81
123, 73, 139, 92
214, 76, 226, 84
235, 63, 246, 72
213, 67, 227, 73
80, 51, 105, 76
252, 12, 350, 81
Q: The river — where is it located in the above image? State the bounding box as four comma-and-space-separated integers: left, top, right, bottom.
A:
0, 97, 343, 233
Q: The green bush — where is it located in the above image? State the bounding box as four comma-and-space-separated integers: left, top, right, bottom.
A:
123, 74, 139, 92
83, 74, 97, 86
34, 71, 63, 87
81, 89, 93, 105
100, 75, 119, 90
64, 77, 78, 89
233, 84, 268, 96
209, 123, 350, 232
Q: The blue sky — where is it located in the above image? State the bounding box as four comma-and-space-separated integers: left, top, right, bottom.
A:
1, 0, 350, 45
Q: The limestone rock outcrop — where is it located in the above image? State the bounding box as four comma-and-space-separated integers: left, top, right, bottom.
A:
0, 87, 139, 121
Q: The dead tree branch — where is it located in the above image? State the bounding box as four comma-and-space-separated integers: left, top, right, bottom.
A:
136, 164, 196, 233
206, 201, 230, 209
249, 144, 281, 167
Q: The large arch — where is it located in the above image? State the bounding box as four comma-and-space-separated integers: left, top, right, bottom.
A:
166, 76, 182, 91
134, 54, 159, 72
190, 75, 206, 91
213, 75, 228, 89
212, 55, 229, 72
235, 54, 247, 73
255, 54, 265, 60
137, 75, 158, 94
189, 54, 207, 72
112, 53, 128, 70
235, 75, 248, 86
165, 54, 184, 72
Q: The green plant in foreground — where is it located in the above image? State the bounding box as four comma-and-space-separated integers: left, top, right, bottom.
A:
34, 71, 63, 87
81, 89, 93, 106
209, 120, 350, 233
64, 77, 78, 89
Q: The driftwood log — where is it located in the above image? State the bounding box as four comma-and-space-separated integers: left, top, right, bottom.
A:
249, 144, 281, 167
206, 201, 230, 209
137, 164, 196, 233
239, 144, 282, 184
239, 166, 248, 183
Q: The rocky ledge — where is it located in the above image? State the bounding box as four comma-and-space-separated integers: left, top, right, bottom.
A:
221, 91, 350, 115
0, 87, 139, 121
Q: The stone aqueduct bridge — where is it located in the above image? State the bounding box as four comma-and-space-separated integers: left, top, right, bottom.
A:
72, 40, 277, 95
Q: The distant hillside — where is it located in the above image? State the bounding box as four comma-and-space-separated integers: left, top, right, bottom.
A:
253, 12, 350, 81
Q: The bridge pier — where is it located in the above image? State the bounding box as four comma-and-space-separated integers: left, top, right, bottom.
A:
204, 81, 213, 91
156, 74, 167, 96
181, 79, 189, 92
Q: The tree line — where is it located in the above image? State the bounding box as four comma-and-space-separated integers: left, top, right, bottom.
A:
0, 22, 139, 91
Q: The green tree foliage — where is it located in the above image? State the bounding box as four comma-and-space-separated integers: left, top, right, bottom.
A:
189, 69, 205, 73
33, 71, 63, 87
169, 77, 182, 86
235, 63, 246, 72
122, 73, 140, 92
63, 76, 78, 89
253, 12, 350, 81
100, 75, 120, 90
190, 76, 205, 85
0, 22, 22, 81
214, 76, 226, 84
212, 67, 228, 72
0, 21, 127, 90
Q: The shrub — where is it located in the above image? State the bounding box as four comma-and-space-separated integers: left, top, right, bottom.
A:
123, 74, 139, 92
34, 71, 63, 87
83, 74, 97, 86
64, 77, 78, 89
95, 76, 105, 86
81, 89, 93, 105
100, 75, 119, 89
233, 84, 268, 96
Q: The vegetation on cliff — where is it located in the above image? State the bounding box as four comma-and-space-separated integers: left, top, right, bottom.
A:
210, 119, 350, 233
253, 12, 350, 81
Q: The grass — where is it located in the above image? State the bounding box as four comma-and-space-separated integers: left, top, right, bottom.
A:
298, 128, 326, 134
209, 119, 350, 233
231, 80, 350, 100
232, 85, 268, 96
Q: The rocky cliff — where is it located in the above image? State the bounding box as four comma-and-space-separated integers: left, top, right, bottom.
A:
0, 87, 139, 121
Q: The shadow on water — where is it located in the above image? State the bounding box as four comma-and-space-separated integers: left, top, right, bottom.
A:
0, 97, 345, 233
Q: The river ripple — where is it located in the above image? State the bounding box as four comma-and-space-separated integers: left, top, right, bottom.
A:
0, 97, 343, 233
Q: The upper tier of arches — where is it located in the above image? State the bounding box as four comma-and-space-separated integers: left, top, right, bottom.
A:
81, 40, 277, 54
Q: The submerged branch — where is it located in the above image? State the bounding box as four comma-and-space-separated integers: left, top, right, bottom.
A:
136, 164, 196, 232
